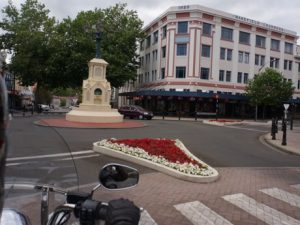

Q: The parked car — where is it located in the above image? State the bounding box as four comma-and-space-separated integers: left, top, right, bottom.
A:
38, 104, 50, 111
118, 105, 154, 120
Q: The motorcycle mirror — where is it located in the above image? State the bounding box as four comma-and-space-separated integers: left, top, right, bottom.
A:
99, 164, 139, 190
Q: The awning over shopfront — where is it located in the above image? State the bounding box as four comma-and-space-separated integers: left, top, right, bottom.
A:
119, 90, 248, 101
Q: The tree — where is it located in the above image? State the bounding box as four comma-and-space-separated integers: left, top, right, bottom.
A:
47, 3, 144, 88
1, 2, 144, 90
0, 0, 55, 87
245, 68, 294, 119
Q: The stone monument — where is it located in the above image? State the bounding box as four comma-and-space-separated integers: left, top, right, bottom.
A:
66, 58, 123, 123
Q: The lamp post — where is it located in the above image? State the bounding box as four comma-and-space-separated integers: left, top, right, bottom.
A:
84, 20, 104, 59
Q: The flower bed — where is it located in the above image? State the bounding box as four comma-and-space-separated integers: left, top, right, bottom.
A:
96, 138, 215, 177
208, 119, 242, 123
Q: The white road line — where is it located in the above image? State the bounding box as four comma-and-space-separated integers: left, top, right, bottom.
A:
6, 154, 99, 167
260, 187, 300, 207
223, 193, 300, 225
139, 210, 158, 225
291, 184, 300, 189
7, 150, 94, 161
174, 201, 233, 225
225, 125, 268, 133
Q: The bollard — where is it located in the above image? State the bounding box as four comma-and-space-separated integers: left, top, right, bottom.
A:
282, 119, 287, 146
271, 117, 276, 140
290, 114, 293, 130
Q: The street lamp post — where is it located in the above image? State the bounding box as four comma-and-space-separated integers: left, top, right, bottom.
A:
84, 21, 104, 59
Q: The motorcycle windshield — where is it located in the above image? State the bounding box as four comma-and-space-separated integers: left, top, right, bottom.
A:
3, 116, 79, 224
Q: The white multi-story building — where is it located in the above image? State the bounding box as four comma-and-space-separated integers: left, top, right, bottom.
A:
119, 5, 300, 117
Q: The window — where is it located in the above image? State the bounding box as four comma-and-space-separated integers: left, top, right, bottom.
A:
200, 67, 210, 80
285, 42, 293, 54
162, 46, 166, 58
256, 35, 266, 48
153, 30, 158, 44
226, 71, 231, 82
203, 23, 212, 36
140, 56, 144, 66
177, 43, 187, 56
220, 48, 226, 60
270, 57, 279, 68
202, 45, 211, 57
145, 53, 150, 64
220, 48, 232, 61
140, 40, 144, 51
284, 60, 288, 70
271, 39, 280, 51
152, 50, 157, 61
244, 52, 249, 64
285, 60, 293, 70
227, 49, 232, 61
219, 70, 224, 81
161, 68, 165, 79
298, 80, 300, 89
238, 51, 243, 63
221, 27, 233, 41
289, 61, 293, 71
255, 54, 259, 65
146, 35, 151, 48
243, 73, 248, 84
176, 67, 186, 78
260, 55, 265, 66
239, 51, 250, 64
178, 21, 188, 33
239, 31, 250, 45
237, 72, 242, 83
162, 25, 167, 38
298, 63, 300, 72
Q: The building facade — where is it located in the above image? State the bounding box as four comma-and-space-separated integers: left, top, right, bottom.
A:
119, 5, 300, 118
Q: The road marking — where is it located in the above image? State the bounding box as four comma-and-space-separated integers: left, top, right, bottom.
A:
174, 201, 233, 225
223, 193, 300, 225
7, 150, 94, 161
225, 125, 268, 133
139, 210, 158, 225
260, 187, 300, 207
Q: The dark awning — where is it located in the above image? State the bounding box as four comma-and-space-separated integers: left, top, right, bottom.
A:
119, 90, 248, 100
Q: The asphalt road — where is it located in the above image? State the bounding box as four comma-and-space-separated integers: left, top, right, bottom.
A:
5, 115, 300, 187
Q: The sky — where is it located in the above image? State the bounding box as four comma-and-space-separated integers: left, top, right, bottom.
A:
0, 0, 300, 43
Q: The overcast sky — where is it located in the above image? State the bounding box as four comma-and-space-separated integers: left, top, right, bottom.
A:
1, 0, 300, 43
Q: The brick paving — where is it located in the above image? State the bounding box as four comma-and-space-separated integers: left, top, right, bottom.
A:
91, 167, 300, 225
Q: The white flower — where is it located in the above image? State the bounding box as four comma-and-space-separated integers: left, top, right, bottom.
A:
98, 139, 214, 176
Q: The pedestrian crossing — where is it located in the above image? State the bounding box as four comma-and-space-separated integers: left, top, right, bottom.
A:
172, 184, 300, 225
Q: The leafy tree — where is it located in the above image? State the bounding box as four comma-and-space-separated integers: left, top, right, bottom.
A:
0, 0, 55, 88
245, 68, 294, 118
1, 2, 144, 90
47, 3, 144, 88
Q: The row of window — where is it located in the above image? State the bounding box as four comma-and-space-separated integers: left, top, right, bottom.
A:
144, 43, 294, 70
139, 68, 300, 89
141, 21, 294, 54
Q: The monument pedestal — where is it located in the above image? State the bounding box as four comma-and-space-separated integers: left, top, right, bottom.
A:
66, 58, 123, 123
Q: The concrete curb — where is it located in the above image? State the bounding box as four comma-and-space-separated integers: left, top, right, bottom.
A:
262, 133, 300, 156
203, 120, 243, 126
93, 140, 219, 183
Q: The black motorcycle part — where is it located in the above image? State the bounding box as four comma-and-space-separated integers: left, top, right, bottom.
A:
105, 198, 140, 225
67, 192, 91, 204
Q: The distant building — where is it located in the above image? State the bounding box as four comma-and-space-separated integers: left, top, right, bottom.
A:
119, 4, 300, 118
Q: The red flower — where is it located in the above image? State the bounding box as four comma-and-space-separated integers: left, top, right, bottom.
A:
110, 138, 202, 167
